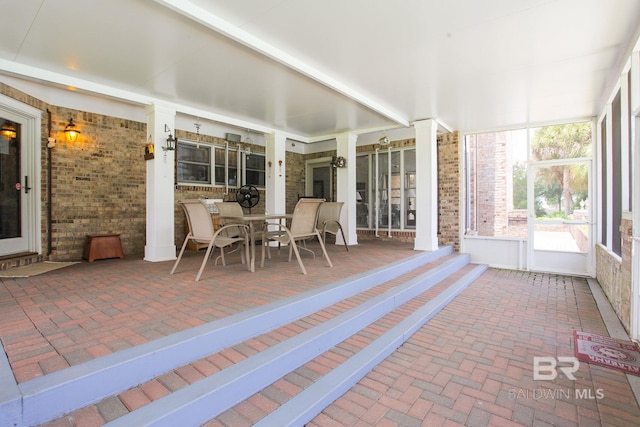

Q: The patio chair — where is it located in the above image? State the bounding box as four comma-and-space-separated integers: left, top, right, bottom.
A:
317, 201, 348, 251
171, 199, 249, 281
213, 201, 247, 263
216, 201, 272, 260
260, 198, 332, 275
215, 201, 244, 218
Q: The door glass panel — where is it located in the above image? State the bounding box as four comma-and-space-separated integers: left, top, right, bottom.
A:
312, 166, 331, 200
405, 150, 416, 229
0, 118, 20, 239
390, 151, 401, 228
356, 155, 369, 227
533, 163, 589, 253
377, 151, 389, 228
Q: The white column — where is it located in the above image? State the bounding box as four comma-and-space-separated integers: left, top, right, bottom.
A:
335, 132, 358, 246
144, 104, 177, 262
414, 119, 439, 251
265, 131, 287, 215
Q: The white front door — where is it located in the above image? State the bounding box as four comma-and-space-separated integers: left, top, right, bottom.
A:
0, 96, 40, 256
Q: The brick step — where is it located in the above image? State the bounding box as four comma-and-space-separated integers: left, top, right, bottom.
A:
0, 252, 44, 271
5, 247, 454, 426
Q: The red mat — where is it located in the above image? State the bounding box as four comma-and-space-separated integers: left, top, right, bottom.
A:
574, 331, 640, 376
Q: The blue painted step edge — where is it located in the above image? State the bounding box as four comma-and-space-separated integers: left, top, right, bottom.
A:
105, 254, 470, 427
14, 246, 452, 427
256, 264, 489, 427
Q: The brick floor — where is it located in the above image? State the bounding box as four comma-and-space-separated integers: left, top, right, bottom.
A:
1, 241, 639, 426
307, 269, 640, 426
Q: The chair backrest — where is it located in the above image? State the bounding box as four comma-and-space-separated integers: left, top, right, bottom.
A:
317, 202, 344, 234
289, 198, 324, 236
180, 199, 215, 241
215, 201, 244, 218
214, 201, 245, 238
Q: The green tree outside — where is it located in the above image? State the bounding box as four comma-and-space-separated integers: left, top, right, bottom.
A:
530, 123, 591, 217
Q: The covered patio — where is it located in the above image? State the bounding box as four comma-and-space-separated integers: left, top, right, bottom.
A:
1, 240, 639, 426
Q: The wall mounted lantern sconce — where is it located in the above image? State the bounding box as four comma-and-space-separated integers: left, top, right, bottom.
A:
164, 124, 176, 152
1, 121, 17, 140
64, 118, 80, 142
331, 156, 346, 169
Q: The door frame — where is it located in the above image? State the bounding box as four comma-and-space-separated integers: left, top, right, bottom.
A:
305, 157, 333, 200
0, 94, 41, 256
527, 157, 593, 276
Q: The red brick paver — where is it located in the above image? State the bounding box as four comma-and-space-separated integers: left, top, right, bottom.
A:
1, 242, 639, 426
308, 269, 640, 426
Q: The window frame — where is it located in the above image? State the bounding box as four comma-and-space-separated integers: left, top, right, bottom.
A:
176, 140, 212, 186
176, 139, 242, 189
241, 152, 266, 188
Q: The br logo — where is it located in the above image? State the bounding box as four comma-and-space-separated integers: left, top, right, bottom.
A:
533, 357, 580, 380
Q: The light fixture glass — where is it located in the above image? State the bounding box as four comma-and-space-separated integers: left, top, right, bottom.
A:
163, 124, 175, 151
1, 121, 17, 140
64, 118, 80, 142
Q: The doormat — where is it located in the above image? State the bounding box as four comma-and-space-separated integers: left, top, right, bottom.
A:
574, 330, 640, 376
0, 262, 78, 278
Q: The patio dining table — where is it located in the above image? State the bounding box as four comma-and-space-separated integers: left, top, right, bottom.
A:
218, 213, 292, 272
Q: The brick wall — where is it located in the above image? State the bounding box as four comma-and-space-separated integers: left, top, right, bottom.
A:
476, 133, 508, 236
1, 84, 148, 261
596, 218, 633, 332
287, 151, 306, 213
438, 132, 460, 250
48, 107, 147, 260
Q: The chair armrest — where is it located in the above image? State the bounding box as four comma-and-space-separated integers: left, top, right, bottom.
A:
214, 223, 249, 239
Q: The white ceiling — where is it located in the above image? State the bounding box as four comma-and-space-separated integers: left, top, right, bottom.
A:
1, 0, 639, 141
